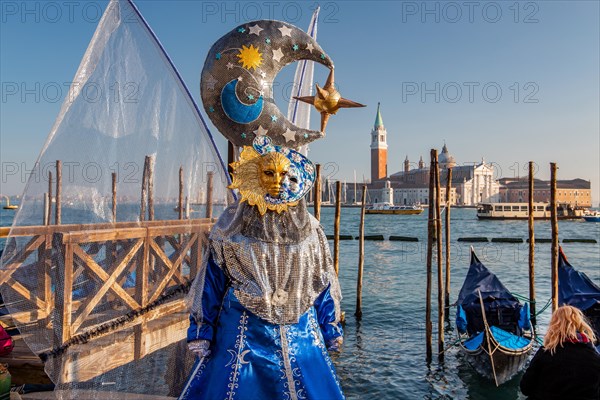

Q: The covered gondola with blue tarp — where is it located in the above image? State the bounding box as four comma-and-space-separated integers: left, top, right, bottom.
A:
558, 247, 600, 347
456, 249, 534, 386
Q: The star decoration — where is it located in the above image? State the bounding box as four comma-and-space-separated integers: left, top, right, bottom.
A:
247, 94, 254, 100
303, 133, 308, 139
283, 128, 296, 142
320, 53, 326, 60
292, 44, 299, 51
238, 27, 246, 33
249, 24, 263, 36
204, 75, 217, 90
226, 62, 234, 69
270, 115, 278, 122
241, 132, 247, 139
272, 48, 284, 62
209, 106, 215, 113
238, 76, 243, 82
216, 53, 221, 60
265, 38, 271, 44
293, 69, 366, 133
278, 25, 293, 37
306, 43, 314, 53
254, 126, 268, 136
260, 71, 267, 78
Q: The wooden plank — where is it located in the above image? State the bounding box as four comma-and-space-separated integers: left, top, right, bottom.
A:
63, 228, 147, 244
56, 242, 74, 345
148, 236, 195, 304
63, 312, 188, 382
2, 219, 213, 238
70, 242, 140, 334
71, 242, 142, 333
149, 241, 184, 287
6, 278, 46, 310
147, 224, 206, 237
0, 235, 45, 284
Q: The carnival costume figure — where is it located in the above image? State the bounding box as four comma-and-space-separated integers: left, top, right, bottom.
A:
180, 19, 364, 400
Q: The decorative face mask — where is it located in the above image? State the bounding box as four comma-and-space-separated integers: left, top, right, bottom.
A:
258, 153, 290, 198
229, 136, 315, 215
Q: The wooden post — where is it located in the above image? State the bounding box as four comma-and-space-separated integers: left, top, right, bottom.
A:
435, 158, 444, 361
444, 168, 452, 311
47, 171, 53, 225
425, 149, 436, 363
528, 161, 536, 325
112, 172, 117, 223
314, 164, 322, 221
178, 166, 184, 220
334, 181, 342, 276
185, 196, 190, 219
206, 171, 214, 219
550, 162, 559, 312
147, 156, 155, 221
55, 160, 62, 225
43, 193, 49, 226
355, 186, 367, 320
140, 157, 149, 222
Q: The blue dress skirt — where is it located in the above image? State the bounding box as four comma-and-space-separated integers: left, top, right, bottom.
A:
179, 259, 344, 400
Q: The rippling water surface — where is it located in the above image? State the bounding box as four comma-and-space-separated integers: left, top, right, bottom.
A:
1, 205, 598, 399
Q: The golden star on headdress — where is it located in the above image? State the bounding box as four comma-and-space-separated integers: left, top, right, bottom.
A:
293, 68, 365, 133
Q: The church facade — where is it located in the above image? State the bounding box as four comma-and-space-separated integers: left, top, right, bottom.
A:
359, 105, 499, 206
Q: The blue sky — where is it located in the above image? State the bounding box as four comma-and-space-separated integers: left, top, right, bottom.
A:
1, 1, 599, 204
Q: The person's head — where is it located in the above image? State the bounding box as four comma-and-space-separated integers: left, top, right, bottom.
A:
544, 305, 596, 354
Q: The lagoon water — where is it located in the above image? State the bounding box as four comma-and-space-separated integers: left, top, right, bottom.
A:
1, 205, 599, 399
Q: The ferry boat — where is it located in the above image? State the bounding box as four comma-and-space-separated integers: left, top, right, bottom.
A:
365, 202, 424, 215
477, 202, 585, 220
582, 210, 600, 222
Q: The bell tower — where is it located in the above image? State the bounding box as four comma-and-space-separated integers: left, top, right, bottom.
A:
370, 102, 388, 182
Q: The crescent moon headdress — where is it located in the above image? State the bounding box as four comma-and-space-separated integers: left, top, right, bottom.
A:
201, 20, 364, 149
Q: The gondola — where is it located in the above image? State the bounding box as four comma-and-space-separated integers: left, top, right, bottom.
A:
456, 249, 534, 386
558, 246, 600, 349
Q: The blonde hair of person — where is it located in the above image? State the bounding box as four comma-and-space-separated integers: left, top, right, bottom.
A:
544, 305, 597, 354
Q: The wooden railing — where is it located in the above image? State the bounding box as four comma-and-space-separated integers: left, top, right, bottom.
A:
0, 218, 213, 381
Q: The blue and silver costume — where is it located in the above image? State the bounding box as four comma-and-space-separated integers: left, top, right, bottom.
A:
180, 200, 344, 399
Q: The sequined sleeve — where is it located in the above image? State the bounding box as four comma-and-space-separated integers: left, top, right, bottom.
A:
314, 284, 343, 344
187, 256, 229, 342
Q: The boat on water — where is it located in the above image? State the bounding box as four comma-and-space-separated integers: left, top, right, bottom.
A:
477, 202, 585, 220
558, 247, 600, 349
582, 210, 600, 222
365, 202, 424, 215
456, 249, 534, 386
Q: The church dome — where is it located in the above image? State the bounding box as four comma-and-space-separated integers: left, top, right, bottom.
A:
439, 143, 456, 169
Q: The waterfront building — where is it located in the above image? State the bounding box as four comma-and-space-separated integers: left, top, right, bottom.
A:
499, 178, 591, 207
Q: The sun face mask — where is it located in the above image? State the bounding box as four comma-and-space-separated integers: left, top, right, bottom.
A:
229, 136, 315, 215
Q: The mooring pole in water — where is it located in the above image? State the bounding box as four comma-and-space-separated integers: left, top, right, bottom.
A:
55, 160, 62, 225
140, 157, 149, 222
528, 161, 536, 325
314, 164, 322, 221
46, 171, 53, 226
425, 149, 436, 363
334, 181, 342, 276
112, 172, 117, 223
206, 171, 214, 219
434, 155, 444, 361
147, 156, 155, 221
444, 168, 452, 311
355, 185, 367, 320
178, 166, 184, 220
550, 162, 559, 312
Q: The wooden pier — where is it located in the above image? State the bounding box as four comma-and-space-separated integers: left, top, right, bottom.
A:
0, 218, 212, 385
